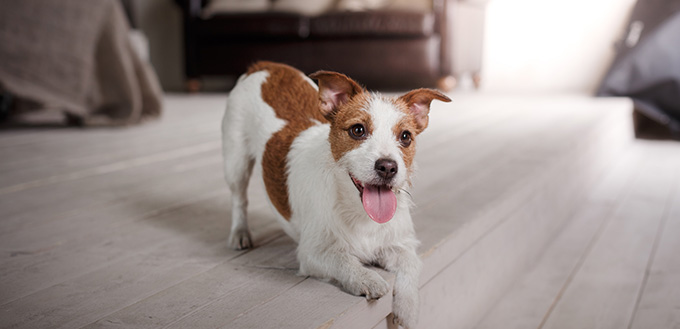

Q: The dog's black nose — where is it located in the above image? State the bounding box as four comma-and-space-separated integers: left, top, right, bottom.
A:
375, 158, 398, 180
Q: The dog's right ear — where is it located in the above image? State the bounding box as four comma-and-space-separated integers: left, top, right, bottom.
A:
309, 71, 363, 120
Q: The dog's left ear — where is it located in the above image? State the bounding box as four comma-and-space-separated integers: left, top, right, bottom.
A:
309, 71, 363, 120
399, 88, 451, 134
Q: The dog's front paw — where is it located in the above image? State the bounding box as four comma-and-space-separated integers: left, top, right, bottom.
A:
228, 229, 253, 250
344, 269, 390, 300
392, 289, 419, 329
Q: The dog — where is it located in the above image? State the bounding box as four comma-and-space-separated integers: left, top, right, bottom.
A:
221, 61, 450, 328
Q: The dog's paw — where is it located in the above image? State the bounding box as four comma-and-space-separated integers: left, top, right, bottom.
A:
228, 229, 253, 250
392, 290, 419, 329
344, 270, 390, 300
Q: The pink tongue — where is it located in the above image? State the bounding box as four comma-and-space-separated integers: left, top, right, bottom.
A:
361, 184, 397, 223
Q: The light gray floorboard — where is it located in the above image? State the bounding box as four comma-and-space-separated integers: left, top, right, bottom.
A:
70, 97, 526, 329
0, 95, 227, 189
540, 143, 680, 329
0, 94, 659, 329
628, 143, 680, 329
473, 146, 643, 329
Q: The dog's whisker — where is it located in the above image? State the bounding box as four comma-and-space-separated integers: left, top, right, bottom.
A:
399, 188, 413, 200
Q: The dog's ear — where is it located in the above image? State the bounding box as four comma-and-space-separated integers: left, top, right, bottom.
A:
398, 88, 451, 134
309, 71, 363, 120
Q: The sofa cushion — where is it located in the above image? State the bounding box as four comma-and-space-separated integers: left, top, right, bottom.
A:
310, 11, 434, 37
197, 10, 434, 39
336, 0, 390, 12
202, 0, 270, 17
272, 0, 336, 16
198, 13, 310, 38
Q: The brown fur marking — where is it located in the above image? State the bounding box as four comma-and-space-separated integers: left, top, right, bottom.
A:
390, 99, 419, 173
397, 88, 451, 134
393, 89, 450, 173
255, 62, 328, 220
328, 93, 372, 161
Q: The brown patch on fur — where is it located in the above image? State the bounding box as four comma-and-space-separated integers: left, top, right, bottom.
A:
328, 93, 372, 161
254, 61, 328, 220
393, 89, 450, 174
390, 98, 419, 173
308, 71, 364, 120
398, 88, 451, 134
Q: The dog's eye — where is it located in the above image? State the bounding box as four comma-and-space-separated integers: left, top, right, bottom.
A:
349, 124, 366, 140
400, 131, 412, 147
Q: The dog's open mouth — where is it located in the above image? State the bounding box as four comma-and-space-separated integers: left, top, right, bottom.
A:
351, 175, 397, 224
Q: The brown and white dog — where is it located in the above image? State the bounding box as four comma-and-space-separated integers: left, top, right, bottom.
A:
221, 61, 450, 328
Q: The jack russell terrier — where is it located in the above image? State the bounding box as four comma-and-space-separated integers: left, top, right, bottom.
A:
221, 61, 450, 328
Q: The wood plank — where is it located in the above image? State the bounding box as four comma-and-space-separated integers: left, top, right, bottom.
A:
410, 103, 632, 329
0, 129, 220, 190
0, 188, 217, 303
79, 236, 300, 329
415, 163, 589, 329
0, 95, 226, 186
415, 98, 605, 223
473, 147, 642, 329
0, 151, 222, 241
541, 144, 680, 329
0, 139, 222, 195
0, 98, 494, 327
0, 94, 225, 150
46, 99, 524, 329
0, 94, 500, 242
474, 204, 614, 329
231, 97, 630, 329
0, 183, 281, 305
0, 95, 638, 329
628, 143, 680, 329
0, 205, 285, 329
416, 99, 631, 286
0, 99, 514, 310
222, 273, 393, 329
219, 100, 612, 328
0, 157, 223, 250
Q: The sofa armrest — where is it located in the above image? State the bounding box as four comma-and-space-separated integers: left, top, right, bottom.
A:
436, 0, 488, 79
434, 0, 452, 77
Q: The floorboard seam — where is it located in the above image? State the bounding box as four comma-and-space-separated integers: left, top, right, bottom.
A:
0, 189, 275, 307
0, 141, 221, 196
626, 171, 680, 329
536, 149, 643, 329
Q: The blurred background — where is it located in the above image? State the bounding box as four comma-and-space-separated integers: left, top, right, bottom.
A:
6, 0, 680, 138
3, 0, 678, 136
132, 0, 635, 94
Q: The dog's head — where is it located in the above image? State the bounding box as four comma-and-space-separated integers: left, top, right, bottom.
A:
310, 71, 451, 224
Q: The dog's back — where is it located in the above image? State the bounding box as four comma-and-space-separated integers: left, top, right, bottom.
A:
221, 62, 326, 247
222, 62, 323, 159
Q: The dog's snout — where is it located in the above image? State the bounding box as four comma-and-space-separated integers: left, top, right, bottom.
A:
374, 158, 398, 180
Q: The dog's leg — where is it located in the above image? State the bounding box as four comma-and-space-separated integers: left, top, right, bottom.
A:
382, 247, 422, 329
223, 134, 255, 250
298, 245, 390, 300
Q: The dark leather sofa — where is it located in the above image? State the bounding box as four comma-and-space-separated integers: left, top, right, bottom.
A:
175, 0, 485, 91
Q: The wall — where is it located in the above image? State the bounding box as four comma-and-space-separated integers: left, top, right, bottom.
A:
481, 0, 636, 93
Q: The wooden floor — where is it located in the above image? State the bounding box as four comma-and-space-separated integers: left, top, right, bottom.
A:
475, 140, 680, 329
0, 93, 678, 329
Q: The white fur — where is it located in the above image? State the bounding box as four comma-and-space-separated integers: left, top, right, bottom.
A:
222, 71, 289, 248
222, 72, 422, 328
340, 95, 410, 189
